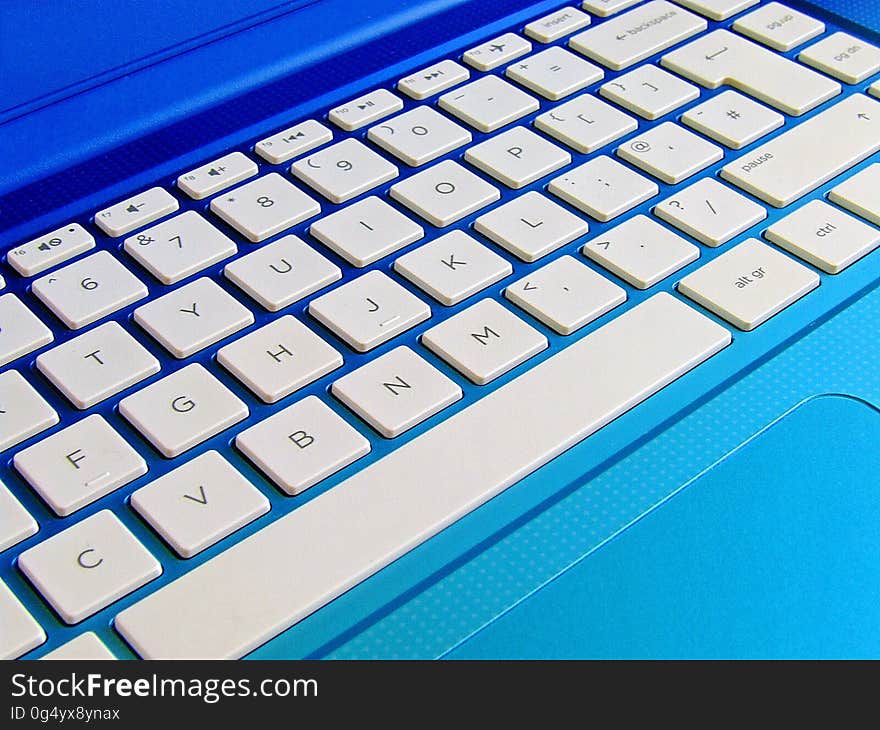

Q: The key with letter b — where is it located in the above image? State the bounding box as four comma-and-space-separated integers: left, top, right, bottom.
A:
236, 396, 371, 495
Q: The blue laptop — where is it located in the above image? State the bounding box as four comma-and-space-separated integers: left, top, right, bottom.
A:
2, 0, 880, 660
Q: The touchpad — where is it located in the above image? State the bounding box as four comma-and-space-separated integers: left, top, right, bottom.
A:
448, 395, 880, 658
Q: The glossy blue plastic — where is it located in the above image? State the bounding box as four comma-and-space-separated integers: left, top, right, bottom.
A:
2, 0, 879, 659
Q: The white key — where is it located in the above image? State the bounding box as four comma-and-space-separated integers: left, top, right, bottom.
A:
0, 480, 38, 553
328, 88, 403, 131
8, 223, 95, 277
681, 90, 783, 149
870, 81, 880, 99
548, 155, 658, 222
765, 199, 880, 274
14, 414, 146, 517
438, 76, 540, 133
0, 580, 44, 658
583, 214, 699, 288
41, 632, 115, 660
720, 94, 880, 207
464, 126, 571, 189
291, 138, 398, 204
673, 0, 757, 21
660, 29, 840, 116
177, 152, 259, 200
506, 46, 604, 100
525, 7, 591, 43
223, 235, 341, 311
534, 94, 637, 153
236, 395, 370, 495
389, 159, 500, 227
504, 254, 626, 334
119, 363, 248, 458
115, 293, 730, 659
679, 238, 819, 330
217, 315, 343, 403
570, 1, 707, 71
332, 346, 462, 438
828, 163, 880, 226
733, 3, 824, 51
0, 370, 58, 452
367, 106, 471, 167
309, 196, 424, 267
210, 173, 321, 242
398, 59, 470, 100
394, 231, 512, 306
0, 295, 53, 367
422, 298, 547, 384
36, 322, 159, 409
474, 191, 588, 262
124, 211, 237, 284
599, 64, 699, 120
617, 122, 723, 184
255, 119, 333, 164
308, 270, 431, 352
463, 32, 532, 71
134, 278, 253, 358
799, 32, 880, 85
654, 178, 767, 247
19, 510, 161, 625
94, 187, 179, 238
581, 0, 640, 17
131, 451, 270, 558
32, 251, 148, 330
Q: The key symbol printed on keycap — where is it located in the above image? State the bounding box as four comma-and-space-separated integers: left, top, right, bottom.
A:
182, 485, 208, 505
77, 548, 103, 569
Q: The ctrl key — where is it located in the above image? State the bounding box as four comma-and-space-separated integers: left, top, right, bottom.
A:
678, 238, 819, 331
18, 510, 162, 625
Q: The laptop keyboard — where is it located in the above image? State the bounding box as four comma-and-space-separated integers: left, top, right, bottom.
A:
3, 0, 880, 659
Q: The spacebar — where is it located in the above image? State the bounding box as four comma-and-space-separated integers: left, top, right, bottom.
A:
115, 293, 731, 659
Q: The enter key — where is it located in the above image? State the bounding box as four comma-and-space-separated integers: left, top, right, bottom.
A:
719, 94, 880, 208
678, 238, 819, 331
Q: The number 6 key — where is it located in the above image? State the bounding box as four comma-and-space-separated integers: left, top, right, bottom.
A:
32, 251, 148, 330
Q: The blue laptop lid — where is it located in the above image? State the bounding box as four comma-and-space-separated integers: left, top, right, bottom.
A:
0, 1, 321, 125
0, 0, 575, 244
